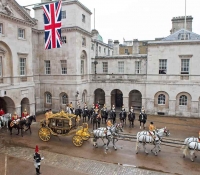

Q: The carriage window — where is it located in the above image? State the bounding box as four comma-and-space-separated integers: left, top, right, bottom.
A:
179, 95, 187, 105
62, 94, 68, 105
159, 59, 167, 74
102, 62, 108, 73
158, 94, 165, 105
135, 61, 141, 74
45, 60, 51, 74
118, 61, 124, 73
20, 58, 26, 76
0, 56, 2, 77
181, 59, 189, 74
60, 60, 67, 74
46, 93, 52, 104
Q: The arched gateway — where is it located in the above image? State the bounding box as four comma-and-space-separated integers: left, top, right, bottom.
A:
111, 89, 123, 108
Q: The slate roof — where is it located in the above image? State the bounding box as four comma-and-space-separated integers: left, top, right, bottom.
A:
162, 29, 200, 41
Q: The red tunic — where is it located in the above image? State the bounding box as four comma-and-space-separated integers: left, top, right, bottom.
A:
12, 115, 19, 120
22, 112, 29, 118
0, 109, 5, 116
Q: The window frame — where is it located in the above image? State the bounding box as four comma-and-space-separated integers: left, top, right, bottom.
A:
0, 56, 2, 77
82, 37, 86, 46
82, 14, 85, 22
181, 59, 189, 74
99, 46, 101, 53
18, 28, 25, 39
60, 60, 67, 74
45, 60, 51, 75
61, 36, 67, 44
46, 93, 52, 104
81, 60, 84, 75
159, 59, 167, 74
118, 61, 124, 73
135, 61, 141, 74
0, 23, 3, 34
179, 95, 187, 105
158, 94, 165, 105
125, 49, 128, 54
61, 10, 66, 19
62, 94, 68, 105
102, 62, 108, 73
19, 58, 26, 76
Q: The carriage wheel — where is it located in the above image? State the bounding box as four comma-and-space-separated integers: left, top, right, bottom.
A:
38, 127, 51, 142
82, 131, 91, 141
72, 135, 83, 146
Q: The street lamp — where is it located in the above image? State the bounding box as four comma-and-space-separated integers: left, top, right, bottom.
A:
94, 60, 98, 74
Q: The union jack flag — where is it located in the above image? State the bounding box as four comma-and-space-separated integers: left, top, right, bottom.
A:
43, 0, 62, 50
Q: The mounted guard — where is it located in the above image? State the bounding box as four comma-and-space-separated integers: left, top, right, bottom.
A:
101, 104, 108, 124
0, 108, 5, 116
119, 104, 127, 125
22, 109, 29, 120
10, 112, 20, 127
128, 106, 135, 128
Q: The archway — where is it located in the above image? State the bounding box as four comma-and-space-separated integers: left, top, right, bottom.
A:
94, 88, 105, 107
129, 90, 142, 110
21, 98, 30, 115
59, 92, 68, 111
111, 89, 123, 108
0, 96, 15, 113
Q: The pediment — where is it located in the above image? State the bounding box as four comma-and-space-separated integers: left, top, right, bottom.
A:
0, 0, 35, 25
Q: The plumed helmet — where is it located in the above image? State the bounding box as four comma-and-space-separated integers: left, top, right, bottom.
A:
14, 111, 17, 115
35, 145, 39, 153
24, 109, 27, 112
150, 122, 154, 124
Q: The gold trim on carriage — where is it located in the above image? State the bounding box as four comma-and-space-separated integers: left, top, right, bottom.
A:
38, 110, 90, 146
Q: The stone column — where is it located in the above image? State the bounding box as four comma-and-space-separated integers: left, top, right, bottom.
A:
123, 96, 129, 111
191, 101, 199, 118
105, 95, 111, 109
168, 100, 176, 116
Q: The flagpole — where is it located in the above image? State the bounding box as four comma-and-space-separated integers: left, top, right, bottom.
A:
94, 8, 95, 29
184, 0, 186, 40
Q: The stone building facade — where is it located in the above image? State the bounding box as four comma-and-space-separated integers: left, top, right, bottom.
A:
1, 0, 200, 118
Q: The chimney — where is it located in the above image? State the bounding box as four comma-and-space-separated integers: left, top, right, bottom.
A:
171, 16, 193, 34
132, 39, 139, 54
113, 40, 119, 55
108, 39, 113, 46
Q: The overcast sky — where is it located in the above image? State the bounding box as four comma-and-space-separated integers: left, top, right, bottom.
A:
16, 0, 200, 43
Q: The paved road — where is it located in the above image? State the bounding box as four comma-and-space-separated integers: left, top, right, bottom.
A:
0, 113, 199, 175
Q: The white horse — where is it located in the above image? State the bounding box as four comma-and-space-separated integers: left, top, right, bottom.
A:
0, 113, 11, 128
138, 127, 170, 138
183, 141, 200, 162
181, 137, 199, 150
136, 132, 162, 156
92, 123, 123, 150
